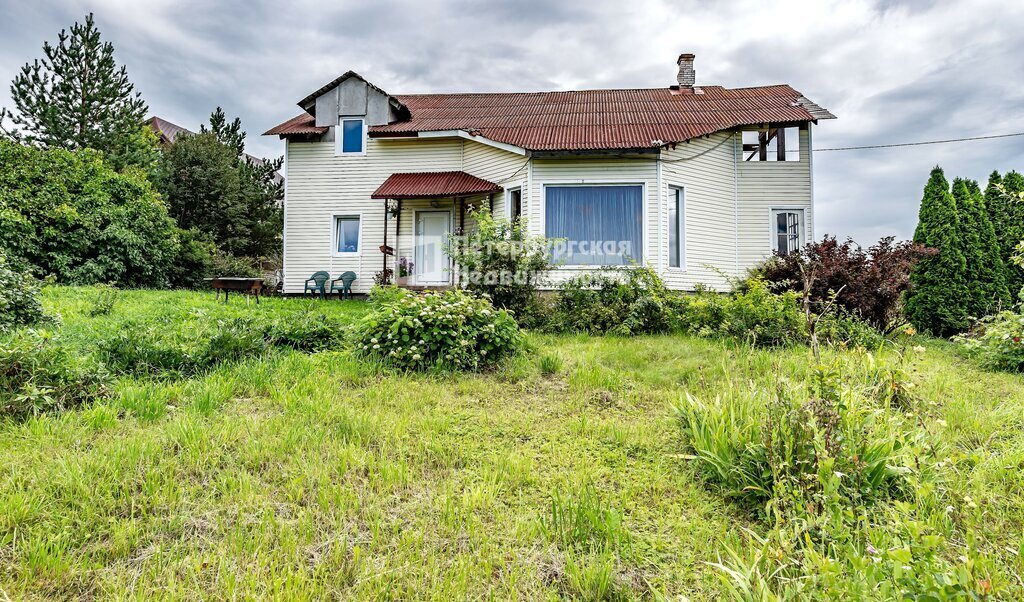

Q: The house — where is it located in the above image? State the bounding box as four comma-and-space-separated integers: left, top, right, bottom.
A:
264, 54, 834, 294
148, 116, 284, 185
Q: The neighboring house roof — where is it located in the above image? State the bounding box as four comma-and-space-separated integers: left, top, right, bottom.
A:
266, 84, 834, 152
148, 116, 284, 184
370, 171, 502, 199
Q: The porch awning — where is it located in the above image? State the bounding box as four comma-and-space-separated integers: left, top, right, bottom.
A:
370, 171, 502, 199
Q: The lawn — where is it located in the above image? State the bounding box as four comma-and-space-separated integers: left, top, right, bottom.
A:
1, 287, 1023, 600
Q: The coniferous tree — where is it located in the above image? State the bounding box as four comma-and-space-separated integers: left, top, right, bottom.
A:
0, 14, 155, 170
155, 108, 282, 259
986, 171, 1024, 295
954, 178, 1010, 316
906, 167, 970, 336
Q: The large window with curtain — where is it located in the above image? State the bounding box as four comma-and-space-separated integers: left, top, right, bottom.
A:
669, 187, 685, 268
545, 185, 643, 265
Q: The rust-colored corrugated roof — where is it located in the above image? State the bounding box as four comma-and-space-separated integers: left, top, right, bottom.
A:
263, 113, 329, 137
370, 171, 502, 199
265, 84, 834, 151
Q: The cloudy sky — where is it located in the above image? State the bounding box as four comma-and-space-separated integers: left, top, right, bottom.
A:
2, 0, 1022, 243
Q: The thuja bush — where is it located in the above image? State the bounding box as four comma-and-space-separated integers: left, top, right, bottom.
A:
353, 289, 523, 371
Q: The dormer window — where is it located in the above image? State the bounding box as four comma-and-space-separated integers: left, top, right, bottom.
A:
336, 118, 365, 155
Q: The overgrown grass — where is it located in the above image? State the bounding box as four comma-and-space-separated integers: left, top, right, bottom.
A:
0, 287, 1020, 599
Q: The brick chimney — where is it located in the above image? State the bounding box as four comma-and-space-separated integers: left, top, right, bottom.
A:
676, 53, 696, 88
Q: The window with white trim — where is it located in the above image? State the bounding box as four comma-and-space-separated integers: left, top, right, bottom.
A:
668, 187, 685, 268
545, 185, 643, 265
508, 187, 523, 222
334, 215, 360, 254
742, 126, 800, 162
771, 209, 804, 255
335, 118, 365, 155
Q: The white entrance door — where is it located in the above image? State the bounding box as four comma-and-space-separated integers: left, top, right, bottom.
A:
414, 211, 451, 284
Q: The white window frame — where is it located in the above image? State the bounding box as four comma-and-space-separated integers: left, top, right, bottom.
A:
541, 181, 647, 269
668, 186, 686, 270
332, 212, 362, 256
769, 207, 806, 254
505, 186, 523, 221
335, 118, 366, 156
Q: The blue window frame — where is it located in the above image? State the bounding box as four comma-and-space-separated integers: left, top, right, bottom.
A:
545, 185, 643, 265
338, 118, 364, 154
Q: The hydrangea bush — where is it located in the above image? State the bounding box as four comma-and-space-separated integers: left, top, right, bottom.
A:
958, 310, 1024, 372
354, 289, 523, 371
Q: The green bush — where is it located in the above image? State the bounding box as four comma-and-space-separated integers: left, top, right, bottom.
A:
367, 284, 413, 307
86, 283, 122, 317
0, 253, 48, 331
354, 289, 523, 371
446, 206, 553, 319
674, 279, 806, 347
0, 330, 109, 419
815, 311, 885, 349
263, 310, 346, 352
166, 228, 217, 289
957, 310, 1024, 372
0, 140, 179, 287
550, 266, 677, 335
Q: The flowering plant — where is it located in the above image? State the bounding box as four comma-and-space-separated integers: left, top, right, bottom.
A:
353, 289, 523, 371
397, 256, 414, 278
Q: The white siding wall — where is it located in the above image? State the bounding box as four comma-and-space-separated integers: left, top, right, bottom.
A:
736, 126, 813, 272
659, 132, 739, 290
283, 136, 525, 293
284, 126, 816, 294
529, 156, 659, 287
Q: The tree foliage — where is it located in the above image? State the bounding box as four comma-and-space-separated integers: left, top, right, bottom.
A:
0, 140, 179, 287
985, 171, 1024, 296
0, 13, 156, 171
906, 167, 970, 336
754, 235, 935, 334
953, 177, 1009, 316
155, 108, 282, 259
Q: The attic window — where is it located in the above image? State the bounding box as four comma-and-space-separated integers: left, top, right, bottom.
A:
742, 127, 800, 162
336, 118, 365, 155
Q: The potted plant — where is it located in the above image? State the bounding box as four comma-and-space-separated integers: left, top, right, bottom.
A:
396, 257, 414, 286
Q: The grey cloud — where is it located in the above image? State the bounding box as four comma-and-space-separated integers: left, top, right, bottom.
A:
1, 0, 1022, 244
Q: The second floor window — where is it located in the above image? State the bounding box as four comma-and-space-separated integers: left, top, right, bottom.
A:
742, 127, 800, 162
336, 118, 365, 155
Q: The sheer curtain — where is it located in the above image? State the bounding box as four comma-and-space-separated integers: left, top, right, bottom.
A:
545, 186, 643, 265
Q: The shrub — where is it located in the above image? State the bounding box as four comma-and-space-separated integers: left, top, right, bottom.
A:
367, 284, 413, 307
0, 330, 109, 419
957, 310, 1024, 372
714, 278, 805, 347
0, 253, 47, 331
446, 206, 553, 318
0, 140, 180, 287
815, 311, 885, 349
167, 228, 217, 289
550, 266, 677, 335
86, 283, 122, 317
263, 311, 346, 352
753, 235, 935, 333
353, 289, 523, 371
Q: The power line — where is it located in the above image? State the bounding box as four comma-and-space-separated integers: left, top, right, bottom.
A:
815, 131, 1024, 152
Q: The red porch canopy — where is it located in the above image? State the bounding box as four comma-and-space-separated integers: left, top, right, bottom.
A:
371, 171, 502, 199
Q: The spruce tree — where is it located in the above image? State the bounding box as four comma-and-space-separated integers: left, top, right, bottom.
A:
1, 13, 153, 170
906, 167, 970, 336
956, 178, 1009, 315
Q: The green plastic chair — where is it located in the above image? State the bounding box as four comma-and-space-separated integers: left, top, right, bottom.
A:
330, 271, 358, 300
304, 271, 330, 299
